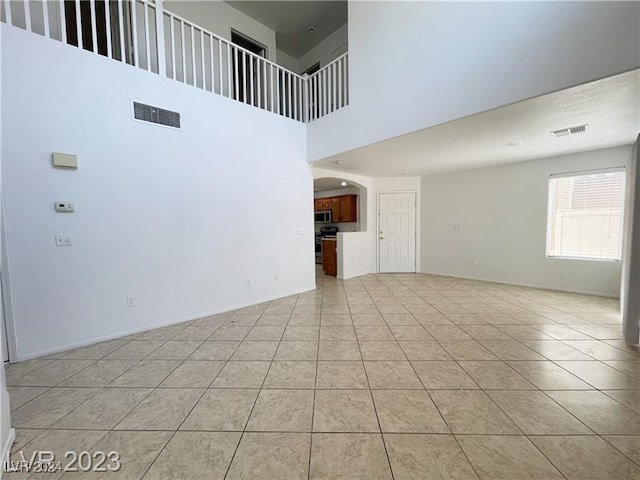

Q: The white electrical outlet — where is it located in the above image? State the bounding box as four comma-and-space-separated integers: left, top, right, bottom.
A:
273, 273, 279, 280
54, 234, 72, 246
126, 297, 135, 307
471, 258, 478, 267
245, 279, 251, 287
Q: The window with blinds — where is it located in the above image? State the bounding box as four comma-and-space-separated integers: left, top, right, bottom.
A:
546, 169, 626, 261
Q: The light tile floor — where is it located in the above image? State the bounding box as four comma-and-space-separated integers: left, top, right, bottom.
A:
4, 270, 640, 479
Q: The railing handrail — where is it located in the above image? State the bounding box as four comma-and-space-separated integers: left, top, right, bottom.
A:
308, 52, 349, 80
162, 7, 305, 81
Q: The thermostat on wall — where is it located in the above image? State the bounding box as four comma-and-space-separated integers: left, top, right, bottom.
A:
55, 202, 74, 212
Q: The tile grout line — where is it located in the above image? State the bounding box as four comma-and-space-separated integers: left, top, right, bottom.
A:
221, 298, 295, 480
136, 311, 257, 480
347, 294, 397, 480
307, 287, 322, 480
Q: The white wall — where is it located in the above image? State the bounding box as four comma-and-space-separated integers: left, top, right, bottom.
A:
420, 146, 632, 297
338, 232, 371, 280
0, 24, 15, 471
1, 25, 315, 360
165, 0, 277, 62
298, 23, 348, 74
308, 1, 640, 161
276, 49, 300, 74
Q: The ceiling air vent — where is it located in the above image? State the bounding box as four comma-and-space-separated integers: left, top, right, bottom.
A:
551, 124, 588, 138
133, 102, 181, 129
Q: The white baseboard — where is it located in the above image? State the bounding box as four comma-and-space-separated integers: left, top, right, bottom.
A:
1, 428, 16, 479
14, 285, 317, 362
419, 269, 619, 299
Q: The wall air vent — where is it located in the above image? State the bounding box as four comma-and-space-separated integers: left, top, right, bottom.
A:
133, 102, 181, 129
551, 124, 588, 138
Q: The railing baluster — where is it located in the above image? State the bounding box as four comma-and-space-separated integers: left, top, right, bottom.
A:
23, 0, 31, 32
141, 2, 151, 71
314, 75, 318, 120
117, 0, 125, 60
131, 0, 138, 65
209, 35, 214, 92
346, 54, 349, 105
320, 71, 324, 117
143, 2, 150, 69
4, 0, 12, 26
276, 69, 281, 115
104, 0, 112, 58
242, 51, 247, 103
257, 59, 262, 108
324, 69, 329, 114
270, 64, 275, 113
333, 63, 338, 112
190, 25, 195, 85
227, 43, 232, 98
74, 0, 82, 48
89, 0, 97, 52
337, 59, 342, 108
180, 20, 186, 82
288, 73, 293, 118
155, 1, 165, 75
58, 0, 66, 43
42, 0, 50, 38
169, 15, 176, 78
233, 47, 239, 100
200, 31, 205, 88
218, 40, 223, 95
293, 74, 298, 120
249, 54, 254, 106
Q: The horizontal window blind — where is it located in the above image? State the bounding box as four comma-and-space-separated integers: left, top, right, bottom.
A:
547, 169, 625, 261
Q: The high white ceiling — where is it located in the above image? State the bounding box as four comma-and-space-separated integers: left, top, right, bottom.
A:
226, 1, 347, 58
313, 69, 640, 177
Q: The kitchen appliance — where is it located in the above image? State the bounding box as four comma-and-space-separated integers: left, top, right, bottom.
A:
316, 226, 338, 264
315, 210, 332, 224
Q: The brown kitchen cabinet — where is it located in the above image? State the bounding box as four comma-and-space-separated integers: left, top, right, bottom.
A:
314, 194, 357, 222
332, 195, 357, 223
331, 198, 341, 222
314, 198, 331, 211
322, 238, 337, 276
338, 194, 357, 222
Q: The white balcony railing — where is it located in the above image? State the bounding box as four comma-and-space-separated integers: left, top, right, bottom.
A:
0, 0, 348, 123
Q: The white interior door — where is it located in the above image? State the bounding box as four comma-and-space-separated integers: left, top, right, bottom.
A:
379, 193, 416, 273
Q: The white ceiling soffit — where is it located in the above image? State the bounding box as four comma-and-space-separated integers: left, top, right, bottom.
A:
314, 69, 640, 177
226, 0, 347, 58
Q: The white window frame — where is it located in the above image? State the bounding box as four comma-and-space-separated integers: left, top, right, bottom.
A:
546, 167, 626, 262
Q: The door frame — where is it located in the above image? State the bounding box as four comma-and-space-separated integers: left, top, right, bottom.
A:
376, 191, 419, 274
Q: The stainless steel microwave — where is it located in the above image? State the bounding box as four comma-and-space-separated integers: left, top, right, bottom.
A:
315, 210, 332, 223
